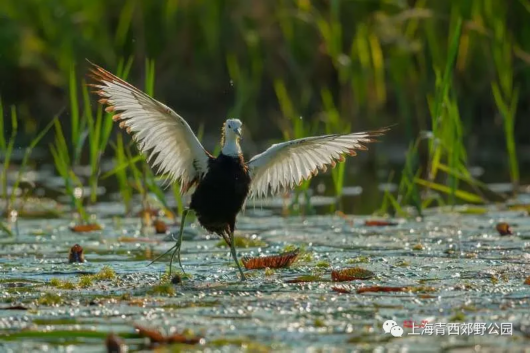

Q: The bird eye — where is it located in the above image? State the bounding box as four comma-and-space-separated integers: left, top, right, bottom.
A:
228, 124, 232, 128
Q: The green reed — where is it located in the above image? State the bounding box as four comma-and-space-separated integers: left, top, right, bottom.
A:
489, 7, 520, 192
112, 134, 133, 215
84, 57, 134, 204
0, 102, 54, 219
49, 120, 88, 222
0, 102, 17, 213
1, 0, 527, 216
273, 79, 317, 215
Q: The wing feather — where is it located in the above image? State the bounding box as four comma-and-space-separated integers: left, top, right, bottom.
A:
247, 128, 389, 199
88, 62, 212, 193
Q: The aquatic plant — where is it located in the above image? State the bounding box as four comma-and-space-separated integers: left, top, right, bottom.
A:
331, 267, 375, 281
0, 0, 527, 228
488, 3, 520, 192
37, 293, 63, 306
215, 236, 266, 248
0, 102, 55, 221
320, 87, 351, 211
49, 278, 76, 290
273, 79, 317, 215
49, 120, 88, 222
148, 283, 176, 296
315, 260, 330, 268
78, 275, 94, 288
112, 134, 134, 215
84, 57, 134, 204
93, 266, 116, 281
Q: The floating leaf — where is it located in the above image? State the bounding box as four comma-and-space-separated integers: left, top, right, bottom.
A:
105, 333, 125, 353
153, 219, 168, 234
68, 244, 85, 263
242, 249, 299, 270
70, 224, 102, 232
331, 286, 352, 294
0, 305, 28, 310
134, 324, 202, 345
166, 333, 202, 345
331, 267, 375, 281
524, 277, 530, 285
285, 275, 323, 283
118, 237, 159, 243
496, 222, 513, 236
134, 324, 166, 343
364, 220, 398, 227
357, 286, 410, 294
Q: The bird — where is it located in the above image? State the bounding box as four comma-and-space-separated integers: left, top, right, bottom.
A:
88, 62, 389, 281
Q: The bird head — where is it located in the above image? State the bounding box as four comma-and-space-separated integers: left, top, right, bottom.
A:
223, 118, 243, 140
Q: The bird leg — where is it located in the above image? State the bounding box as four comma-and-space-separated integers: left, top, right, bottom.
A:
148, 208, 189, 277
228, 231, 246, 281
169, 208, 190, 277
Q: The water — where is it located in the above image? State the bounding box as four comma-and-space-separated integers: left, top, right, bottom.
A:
1, 196, 530, 352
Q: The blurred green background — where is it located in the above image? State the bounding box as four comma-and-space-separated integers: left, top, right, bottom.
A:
0, 0, 528, 215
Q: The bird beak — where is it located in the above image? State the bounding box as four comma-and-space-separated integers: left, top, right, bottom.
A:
235, 128, 242, 138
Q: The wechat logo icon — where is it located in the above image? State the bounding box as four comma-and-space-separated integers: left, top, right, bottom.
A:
383, 320, 404, 337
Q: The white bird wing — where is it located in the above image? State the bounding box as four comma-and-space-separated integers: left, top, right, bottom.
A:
246, 128, 389, 199
89, 63, 212, 193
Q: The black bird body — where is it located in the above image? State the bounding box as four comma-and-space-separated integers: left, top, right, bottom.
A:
88, 62, 389, 280
190, 153, 250, 241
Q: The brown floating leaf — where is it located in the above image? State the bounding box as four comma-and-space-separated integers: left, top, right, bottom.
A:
331, 286, 352, 294
496, 222, 513, 236
134, 324, 202, 346
0, 305, 28, 310
70, 224, 102, 233
285, 275, 322, 283
166, 333, 202, 345
331, 267, 375, 282
364, 220, 398, 227
357, 286, 410, 294
241, 249, 299, 270
524, 277, 530, 285
153, 219, 168, 234
134, 324, 166, 344
118, 237, 160, 243
105, 333, 125, 353
68, 244, 85, 263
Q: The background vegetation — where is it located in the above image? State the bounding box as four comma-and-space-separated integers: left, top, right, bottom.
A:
0, 0, 528, 218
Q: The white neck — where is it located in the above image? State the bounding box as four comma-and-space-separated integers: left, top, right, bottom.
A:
222, 136, 241, 157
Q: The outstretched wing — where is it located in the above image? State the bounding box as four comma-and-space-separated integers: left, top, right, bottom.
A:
88, 62, 212, 192
246, 128, 389, 198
